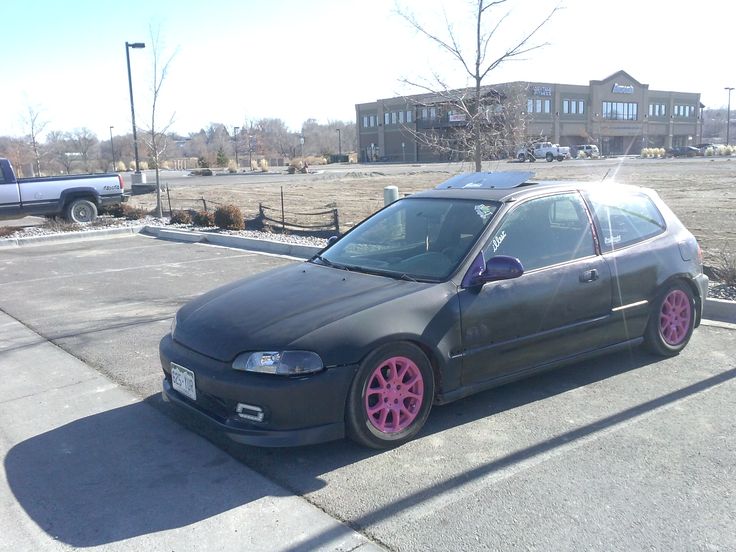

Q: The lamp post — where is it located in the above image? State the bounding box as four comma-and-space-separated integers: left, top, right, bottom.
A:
109, 126, 115, 171
233, 126, 239, 169
725, 87, 734, 145
335, 128, 342, 159
300, 135, 304, 158
125, 41, 146, 186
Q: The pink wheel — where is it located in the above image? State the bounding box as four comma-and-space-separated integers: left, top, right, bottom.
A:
659, 289, 691, 346
346, 342, 434, 448
645, 283, 695, 357
364, 356, 424, 433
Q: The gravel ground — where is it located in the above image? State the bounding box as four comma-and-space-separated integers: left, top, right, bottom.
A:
1, 214, 733, 301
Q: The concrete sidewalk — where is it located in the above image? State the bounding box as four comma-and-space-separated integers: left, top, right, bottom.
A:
0, 310, 383, 552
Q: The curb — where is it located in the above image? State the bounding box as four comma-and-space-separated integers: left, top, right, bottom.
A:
141, 226, 322, 259
0, 225, 144, 248
703, 297, 736, 324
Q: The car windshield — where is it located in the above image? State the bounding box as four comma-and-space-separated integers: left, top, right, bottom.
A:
316, 197, 499, 281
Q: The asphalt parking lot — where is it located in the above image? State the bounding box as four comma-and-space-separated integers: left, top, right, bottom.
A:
1, 234, 735, 551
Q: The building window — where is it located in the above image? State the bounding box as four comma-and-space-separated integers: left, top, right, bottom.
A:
391, 112, 397, 124
578, 100, 585, 114
543, 99, 551, 113
563, 100, 569, 114
399, 111, 405, 124
649, 103, 666, 117
370, 115, 376, 127
535, 99, 542, 113
430, 107, 437, 119
406, 110, 413, 123
384, 112, 390, 125
674, 104, 694, 118
363, 116, 369, 128
603, 101, 638, 120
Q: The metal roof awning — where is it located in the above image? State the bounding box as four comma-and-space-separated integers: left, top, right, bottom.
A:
435, 171, 535, 190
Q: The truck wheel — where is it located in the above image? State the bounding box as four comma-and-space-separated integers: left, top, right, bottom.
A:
545, 153, 554, 162
556, 156, 564, 162
517, 153, 526, 161
66, 199, 98, 223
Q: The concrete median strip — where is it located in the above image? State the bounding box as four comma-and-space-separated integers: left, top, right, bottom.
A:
0, 310, 383, 551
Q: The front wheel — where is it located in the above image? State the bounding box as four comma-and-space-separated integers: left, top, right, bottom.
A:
345, 342, 434, 449
545, 152, 554, 162
644, 283, 696, 356
65, 198, 98, 223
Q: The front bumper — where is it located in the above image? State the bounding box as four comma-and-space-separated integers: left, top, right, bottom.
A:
159, 333, 358, 447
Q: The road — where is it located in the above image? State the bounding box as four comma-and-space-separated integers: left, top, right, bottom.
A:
1, 234, 734, 551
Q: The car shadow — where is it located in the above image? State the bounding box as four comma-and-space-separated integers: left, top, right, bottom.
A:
3, 396, 315, 548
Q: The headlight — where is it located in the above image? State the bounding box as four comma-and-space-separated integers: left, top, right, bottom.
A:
232, 351, 324, 375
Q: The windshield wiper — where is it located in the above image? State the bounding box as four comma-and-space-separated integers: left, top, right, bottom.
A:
311, 255, 350, 271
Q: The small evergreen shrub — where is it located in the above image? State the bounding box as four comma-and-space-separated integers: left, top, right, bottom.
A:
192, 210, 215, 227
214, 204, 245, 230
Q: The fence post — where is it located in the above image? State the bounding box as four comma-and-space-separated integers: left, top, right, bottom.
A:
166, 184, 172, 215
333, 209, 340, 235
202, 198, 208, 212
280, 186, 285, 232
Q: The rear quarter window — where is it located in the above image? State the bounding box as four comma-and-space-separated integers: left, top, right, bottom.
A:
586, 190, 666, 251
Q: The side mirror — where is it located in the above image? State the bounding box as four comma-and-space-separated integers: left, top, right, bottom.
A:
326, 235, 339, 247
462, 253, 523, 288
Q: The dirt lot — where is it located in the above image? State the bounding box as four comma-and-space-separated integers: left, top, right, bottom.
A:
129, 157, 735, 263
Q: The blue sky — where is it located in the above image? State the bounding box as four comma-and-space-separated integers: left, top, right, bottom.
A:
2, 0, 734, 139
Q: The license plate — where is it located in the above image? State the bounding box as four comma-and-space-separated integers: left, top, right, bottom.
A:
171, 362, 196, 401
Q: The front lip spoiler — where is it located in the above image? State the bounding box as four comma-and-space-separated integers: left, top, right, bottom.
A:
162, 378, 345, 447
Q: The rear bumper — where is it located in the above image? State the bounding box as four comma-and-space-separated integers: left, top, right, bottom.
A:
99, 194, 126, 206
694, 273, 709, 326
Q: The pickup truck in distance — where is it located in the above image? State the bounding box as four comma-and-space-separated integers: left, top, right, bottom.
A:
0, 158, 127, 223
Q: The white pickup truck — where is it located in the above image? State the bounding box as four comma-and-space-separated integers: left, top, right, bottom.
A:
0, 158, 127, 223
517, 142, 570, 162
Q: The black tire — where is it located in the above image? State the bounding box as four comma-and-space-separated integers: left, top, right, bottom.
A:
556, 156, 564, 162
517, 153, 526, 162
644, 282, 696, 357
65, 198, 98, 223
545, 152, 554, 162
345, 342, 434, 449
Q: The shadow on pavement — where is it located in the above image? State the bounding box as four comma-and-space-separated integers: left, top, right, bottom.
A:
3, 395, 324, 548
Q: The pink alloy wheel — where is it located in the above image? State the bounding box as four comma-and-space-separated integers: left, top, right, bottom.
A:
659, 289, 691, 346
364, 356, 424, 433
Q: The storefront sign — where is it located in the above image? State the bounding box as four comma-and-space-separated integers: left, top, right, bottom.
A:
449, 113, 467, 122
612, 83, 634, 94
532, 86, 552, 96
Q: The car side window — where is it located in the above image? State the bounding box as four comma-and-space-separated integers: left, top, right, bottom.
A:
484, 193, 595, 271
586, 190, 666, 251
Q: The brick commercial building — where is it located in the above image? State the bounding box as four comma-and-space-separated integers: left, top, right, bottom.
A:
355, 70, 703, 162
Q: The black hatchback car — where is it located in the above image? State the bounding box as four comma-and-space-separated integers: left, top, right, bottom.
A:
160, 173, 708, 449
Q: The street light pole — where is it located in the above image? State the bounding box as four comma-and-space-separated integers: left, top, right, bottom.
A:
336, 128, 341, 159
109, 126, 115, 171
725, 87, 734, 146
126, 41, 146, 186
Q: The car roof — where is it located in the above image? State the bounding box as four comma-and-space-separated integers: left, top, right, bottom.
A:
409, 172, 648, 203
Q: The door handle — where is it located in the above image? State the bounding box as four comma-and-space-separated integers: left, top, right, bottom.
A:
579, 268, 599, 282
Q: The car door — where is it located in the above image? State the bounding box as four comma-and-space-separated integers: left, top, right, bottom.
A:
458, 192, 612, 386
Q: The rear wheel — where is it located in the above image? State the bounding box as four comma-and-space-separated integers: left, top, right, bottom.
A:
545, 152, 554, 162
346, 342, 434, 449
644, 283, 695, 356
65, 198, 98, 223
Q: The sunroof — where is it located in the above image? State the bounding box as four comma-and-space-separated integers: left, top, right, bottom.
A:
435, 171, 535, 190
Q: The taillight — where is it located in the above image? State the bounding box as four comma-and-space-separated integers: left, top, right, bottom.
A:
118, 174, 124, 191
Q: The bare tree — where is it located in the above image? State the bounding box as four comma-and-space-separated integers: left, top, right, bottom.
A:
46, 130, 76, 174
141, 26, 177, 217
397, 0, 560, 170
23, 104, 49, 176
70, 127, 99, 172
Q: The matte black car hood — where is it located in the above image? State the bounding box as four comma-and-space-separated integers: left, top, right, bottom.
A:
173, 262, 428, 362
